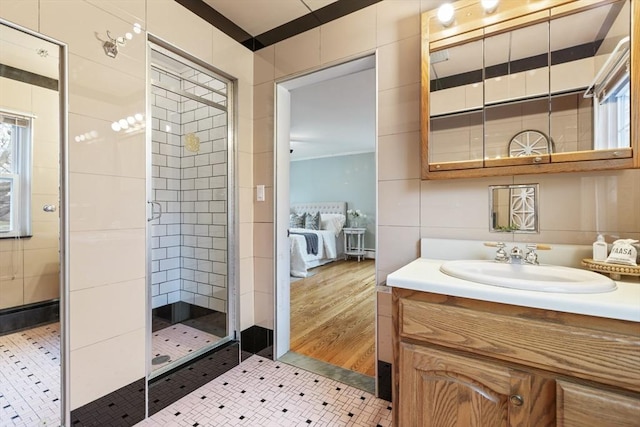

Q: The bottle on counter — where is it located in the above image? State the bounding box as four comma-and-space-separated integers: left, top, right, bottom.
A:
592, 234, 608, 262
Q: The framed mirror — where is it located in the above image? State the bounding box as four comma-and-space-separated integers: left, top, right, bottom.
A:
550, 0, 631, 159
421, 0, 638, 179
489, 184, 539, 233
0, 18, 67, 426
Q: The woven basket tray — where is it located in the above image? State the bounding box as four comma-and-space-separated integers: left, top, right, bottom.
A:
582, 258, 640, 280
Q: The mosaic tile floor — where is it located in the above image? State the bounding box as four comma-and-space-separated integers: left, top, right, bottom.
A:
152, 323, 222, 371
139, 354, 393, 427
0, 323, 60, 427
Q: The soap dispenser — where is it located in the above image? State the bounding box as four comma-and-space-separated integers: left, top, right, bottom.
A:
593, 234, 608, 261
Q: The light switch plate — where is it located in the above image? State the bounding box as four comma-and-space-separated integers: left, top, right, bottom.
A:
256, 184, 265, 202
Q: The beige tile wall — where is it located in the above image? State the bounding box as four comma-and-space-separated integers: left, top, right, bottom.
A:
252, 0, 640, 367
2, 0, 254, 411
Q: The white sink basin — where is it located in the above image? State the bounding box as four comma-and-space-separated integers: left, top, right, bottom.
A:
440, 260, 617, 293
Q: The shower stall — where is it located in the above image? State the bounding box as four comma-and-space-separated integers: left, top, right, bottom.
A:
147, 40, 236, 376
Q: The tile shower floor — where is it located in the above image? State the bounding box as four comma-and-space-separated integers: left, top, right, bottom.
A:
0, 323, 60, 427
139, 354, 393, 426
152, 323, 222, 371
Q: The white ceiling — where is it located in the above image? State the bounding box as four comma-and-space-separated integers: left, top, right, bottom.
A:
202, 0, 339, 36
289, 66, 376, 161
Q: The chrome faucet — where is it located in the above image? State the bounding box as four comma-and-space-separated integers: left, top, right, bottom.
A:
490, 242, 542, 265
510, 246, 524, 263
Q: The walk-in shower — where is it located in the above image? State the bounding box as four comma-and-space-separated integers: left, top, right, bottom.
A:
147, 40, 236, 376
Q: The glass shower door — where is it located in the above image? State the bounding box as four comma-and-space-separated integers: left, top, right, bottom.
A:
148, 42, 234, 376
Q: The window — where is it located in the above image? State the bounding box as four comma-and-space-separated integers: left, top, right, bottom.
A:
595, 74, 630, 150
0, 112, 32, 237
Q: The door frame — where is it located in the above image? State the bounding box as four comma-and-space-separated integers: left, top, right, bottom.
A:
273, 52, 378, 385
145, 34, 240, 381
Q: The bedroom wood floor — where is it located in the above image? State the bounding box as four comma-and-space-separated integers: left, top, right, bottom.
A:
290, 258, 376, 377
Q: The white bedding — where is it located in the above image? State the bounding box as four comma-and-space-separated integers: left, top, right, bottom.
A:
290, 228, 339, 278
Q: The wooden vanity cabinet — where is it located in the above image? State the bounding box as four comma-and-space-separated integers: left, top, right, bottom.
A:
392, 289, 640, 427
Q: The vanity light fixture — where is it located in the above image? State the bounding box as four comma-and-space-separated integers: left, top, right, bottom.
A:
437, 3, 455, 27
437, 1, 499, 28
481, 0, 499, 14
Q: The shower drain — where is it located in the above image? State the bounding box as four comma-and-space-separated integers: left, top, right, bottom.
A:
152, 355, 171, 365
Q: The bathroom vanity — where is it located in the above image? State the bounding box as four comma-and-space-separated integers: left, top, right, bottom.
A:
388, 253, 640, 426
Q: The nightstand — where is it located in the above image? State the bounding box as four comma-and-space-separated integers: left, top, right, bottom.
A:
343, 227, 366, 262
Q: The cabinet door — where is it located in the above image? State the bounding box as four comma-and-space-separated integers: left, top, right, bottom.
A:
398, 343, 554, 427
557, 380, 640, 427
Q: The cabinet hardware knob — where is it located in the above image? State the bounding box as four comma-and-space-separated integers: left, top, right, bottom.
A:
533, 156, 542, 163
509, 394, 524, 406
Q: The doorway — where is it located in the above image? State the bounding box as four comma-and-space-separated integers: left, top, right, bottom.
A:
146, 39, 237, 378
274, 55, 377, 391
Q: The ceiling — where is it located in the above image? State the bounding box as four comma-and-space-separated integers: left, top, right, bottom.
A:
202, 0, 339, 37
289, 65, 376, 162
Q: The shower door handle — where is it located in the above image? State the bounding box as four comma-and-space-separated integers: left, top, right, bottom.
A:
148, 201, 162, 222
43, 204, 57, 213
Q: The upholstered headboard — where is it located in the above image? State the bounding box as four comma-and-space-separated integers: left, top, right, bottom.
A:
290, 202, 347, 216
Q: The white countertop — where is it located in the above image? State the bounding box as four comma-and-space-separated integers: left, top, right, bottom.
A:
387, 258, 640, 322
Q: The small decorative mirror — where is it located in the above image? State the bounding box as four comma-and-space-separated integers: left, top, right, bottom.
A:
489, 184, 539, 233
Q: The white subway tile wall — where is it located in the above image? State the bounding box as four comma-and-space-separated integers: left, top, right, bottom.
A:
150, 65, 228, 313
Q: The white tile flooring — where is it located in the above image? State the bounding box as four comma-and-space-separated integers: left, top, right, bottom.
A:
139, 355, 393, 427
0, 323, 60, 427
152, 323, 222, 371
1, 323, 392, 426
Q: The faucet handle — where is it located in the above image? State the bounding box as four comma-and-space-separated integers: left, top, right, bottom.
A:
527, 243, 552, 251
492, 242, 509, 262
525, 244, 540, 265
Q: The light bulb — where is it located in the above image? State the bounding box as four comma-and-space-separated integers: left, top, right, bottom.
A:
437, 3, 455, 27
125, 32, 133, 40
119, 118, 129, 129
127, 116, 136, 124
481, 0, 499, 13
133, 23, 142, 34
111, 122, 121, 132
135, 113, 144, 121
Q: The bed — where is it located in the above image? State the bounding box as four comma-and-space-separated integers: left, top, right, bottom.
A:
289, 202, 347, 278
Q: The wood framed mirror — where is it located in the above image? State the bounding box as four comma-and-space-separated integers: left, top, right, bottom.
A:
421, 0, 639, 179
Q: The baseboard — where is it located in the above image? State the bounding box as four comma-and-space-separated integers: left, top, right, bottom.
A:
241, 325, 273, 356
377, 360, 392, 402
0, 300, 59, 335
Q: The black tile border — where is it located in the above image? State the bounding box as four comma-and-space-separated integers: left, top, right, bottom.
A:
240, 325, 273, 355
0, 300, 59, 335
175, 0, 383, 51
377, 360, 392, 402
70, 378, 146, 427
0, 63, 58, 91
148, 341, 240, 416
